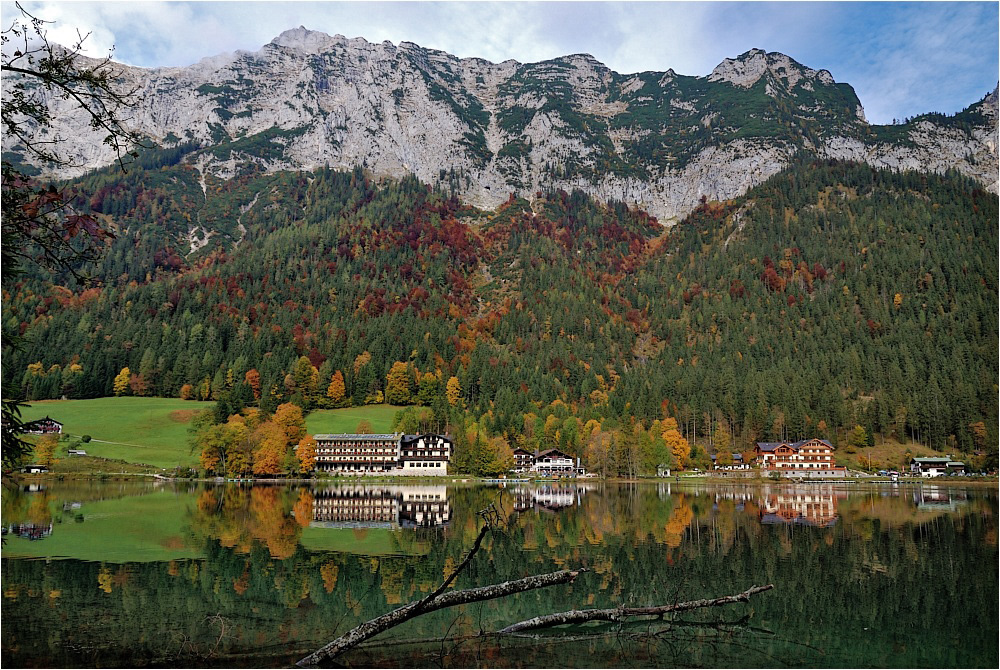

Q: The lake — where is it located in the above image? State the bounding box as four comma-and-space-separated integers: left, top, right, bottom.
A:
2, 479, 997, 668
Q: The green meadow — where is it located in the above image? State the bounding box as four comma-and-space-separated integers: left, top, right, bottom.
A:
19, 398, 403, 469
20, 397, 210, 468
305, 404, 400, 434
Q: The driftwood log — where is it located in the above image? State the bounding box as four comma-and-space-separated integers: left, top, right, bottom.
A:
295, 568, 585, 666
298, 504, 775, 667
498, 584, 774, 634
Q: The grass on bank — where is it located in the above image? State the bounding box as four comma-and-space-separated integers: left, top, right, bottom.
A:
19, 398, 403, 469
305, 404, 399, 434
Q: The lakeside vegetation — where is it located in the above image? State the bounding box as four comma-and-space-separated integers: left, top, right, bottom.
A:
4, 160, 998, 478
13, 396, 979, 479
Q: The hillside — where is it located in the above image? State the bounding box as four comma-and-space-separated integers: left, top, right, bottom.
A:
4, 158, 996, 470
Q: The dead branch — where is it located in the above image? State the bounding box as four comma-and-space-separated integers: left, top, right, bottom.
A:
296, 568, 585, 666
498, 584, 774, 634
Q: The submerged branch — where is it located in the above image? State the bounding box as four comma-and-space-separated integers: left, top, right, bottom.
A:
296, 568, 585, 666
498, 584, 774, 634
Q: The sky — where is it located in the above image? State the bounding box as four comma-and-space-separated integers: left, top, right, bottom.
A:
4, 1, 998, 124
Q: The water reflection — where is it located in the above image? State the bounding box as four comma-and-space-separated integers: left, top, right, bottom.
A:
311, 485, 451, 529
509, 484, 595, 512
913, 485, 969, 510
2, 481, 997, 669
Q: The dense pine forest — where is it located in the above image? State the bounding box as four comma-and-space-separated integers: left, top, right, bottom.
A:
2, 155, 997, 472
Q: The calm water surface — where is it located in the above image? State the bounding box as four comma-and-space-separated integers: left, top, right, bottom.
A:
2, 479, 997, 668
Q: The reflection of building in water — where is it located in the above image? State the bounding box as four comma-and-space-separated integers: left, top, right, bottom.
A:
913, 486, 968, 510
399, 487, 451, 528
511, 485, 587, 512
310, 486, 450, 529
2, 522, 53, 540
758, 486, 846, 526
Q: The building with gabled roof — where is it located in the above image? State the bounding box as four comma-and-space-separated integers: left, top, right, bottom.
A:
910, 457, 965, 477
754, 438, 846, 478
312, 432, 452, 475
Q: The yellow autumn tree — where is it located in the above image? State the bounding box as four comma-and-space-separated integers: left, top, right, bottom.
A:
446, 376, 463, 407
33, 434, 59, 467
113, 367, 131, 396
662, 417, 691, 469
385, 361, 413, 405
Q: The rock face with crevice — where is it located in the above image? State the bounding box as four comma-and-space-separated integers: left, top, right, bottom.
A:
4, 28, 997, 223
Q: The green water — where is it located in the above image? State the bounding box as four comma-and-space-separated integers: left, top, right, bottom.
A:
2, 480, 997, 668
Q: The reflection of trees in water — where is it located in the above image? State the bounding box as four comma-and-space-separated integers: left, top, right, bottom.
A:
1, 484, 996, 667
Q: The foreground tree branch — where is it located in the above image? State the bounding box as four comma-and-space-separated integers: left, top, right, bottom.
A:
296, 568, 585, 666
497, 584, 774, 634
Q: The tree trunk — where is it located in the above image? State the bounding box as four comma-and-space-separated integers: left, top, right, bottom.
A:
296, 568, 585, 666
498, 584, 774, 634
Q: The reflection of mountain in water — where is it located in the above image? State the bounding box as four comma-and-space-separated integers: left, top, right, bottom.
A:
310, 485, 450, 529
913, 486, 968, 511
511, 485, 593, 512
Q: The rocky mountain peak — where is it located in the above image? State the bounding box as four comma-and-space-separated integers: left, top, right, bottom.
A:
270, 26, 347, 53
3, 30, 995, 225
708, 48, 835, 89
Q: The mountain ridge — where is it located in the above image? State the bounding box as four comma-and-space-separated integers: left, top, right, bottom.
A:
3, 28, 997, 222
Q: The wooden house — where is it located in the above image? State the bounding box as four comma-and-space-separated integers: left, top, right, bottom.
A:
910, 457, 965, 477
754, 439, 846, 478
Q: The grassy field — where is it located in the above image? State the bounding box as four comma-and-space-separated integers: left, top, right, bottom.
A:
19, 398, 404, 469
305, 404, 401, 434
20, 397, 211, 468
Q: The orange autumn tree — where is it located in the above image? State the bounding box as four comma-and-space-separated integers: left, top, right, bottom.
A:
661, 417, 691, 470
296, 435, 317, 474
252, 422, 287, 475
245, 369, 262, 401
326, 370, 347, 407
273, 402, 305, 445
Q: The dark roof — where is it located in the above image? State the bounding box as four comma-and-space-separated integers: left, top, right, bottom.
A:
790, 438, 833, 448
757, 439, 833, 452
537, 448, 573, 460
401, 433, 453, 444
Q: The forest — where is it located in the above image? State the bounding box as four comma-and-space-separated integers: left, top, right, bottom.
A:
2, 156, 997, 474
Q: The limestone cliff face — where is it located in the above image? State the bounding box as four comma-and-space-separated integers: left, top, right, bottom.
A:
4, 29, 997, 223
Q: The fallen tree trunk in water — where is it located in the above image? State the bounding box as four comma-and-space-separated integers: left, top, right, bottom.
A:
497, 584, 774, 634
296, 568, 586, 666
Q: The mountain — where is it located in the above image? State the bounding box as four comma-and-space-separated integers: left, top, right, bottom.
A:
4, 28, 997, 223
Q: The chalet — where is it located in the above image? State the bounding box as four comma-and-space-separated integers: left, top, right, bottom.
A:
21, 464, 49, 474
530, 449, 577, 476
509, 448, 584, 477
311, 433, 452, 475
754, 438, 846, 478
23, 416, 62, 434
399, 434, 453, 475
711, 453, 749, 470
910, 457, 965, 478
511, 448, 535, 473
